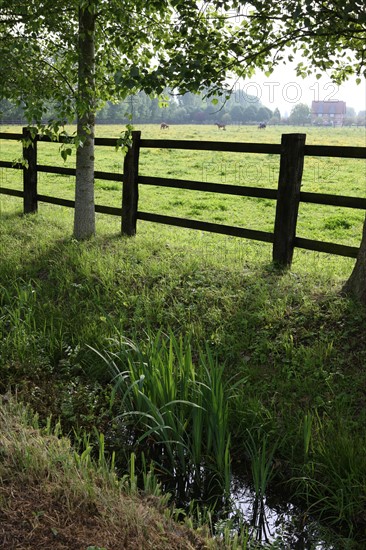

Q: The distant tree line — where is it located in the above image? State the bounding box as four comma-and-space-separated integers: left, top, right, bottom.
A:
0, 89, 275, 125
1, 93, 364, 127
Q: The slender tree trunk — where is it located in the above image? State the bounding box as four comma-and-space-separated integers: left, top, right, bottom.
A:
343, 215, 366, 304
74, 2, 96, 240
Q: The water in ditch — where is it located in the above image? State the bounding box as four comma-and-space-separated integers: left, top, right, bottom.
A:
220, 475, 358, 549
108, 427, 360, 548
156, 469, 355, 548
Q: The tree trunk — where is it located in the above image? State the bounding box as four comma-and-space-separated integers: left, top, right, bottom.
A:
343, 215, 366, 304
73, 3, 96, 240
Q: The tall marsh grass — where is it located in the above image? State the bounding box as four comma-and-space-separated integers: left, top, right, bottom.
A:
91, 331, 241, 504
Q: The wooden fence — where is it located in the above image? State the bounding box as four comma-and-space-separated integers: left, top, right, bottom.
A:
0, 128, 365, 266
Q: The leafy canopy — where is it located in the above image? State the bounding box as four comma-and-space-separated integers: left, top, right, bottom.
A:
0, 1, 234, 128
0, 0, 364, 129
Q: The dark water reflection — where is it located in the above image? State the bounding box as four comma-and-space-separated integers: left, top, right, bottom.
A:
109, 425, 359, 548
227, 477, 347, 549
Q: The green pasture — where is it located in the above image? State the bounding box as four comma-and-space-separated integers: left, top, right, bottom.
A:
1, 123, 366, 547
0, 124, 365, 254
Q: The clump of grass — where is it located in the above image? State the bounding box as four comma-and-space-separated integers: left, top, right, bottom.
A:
291, 413, 366, 537
323, 216, 352, 231
244, 430, 278, 501
91, 331, 240, 505
0, 396, 216, 550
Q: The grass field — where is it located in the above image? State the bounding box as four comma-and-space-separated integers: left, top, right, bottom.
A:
1, 123, 365, 252
1, 123, 366, 548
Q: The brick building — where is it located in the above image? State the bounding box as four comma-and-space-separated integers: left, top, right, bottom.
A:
311, 101, 346, 126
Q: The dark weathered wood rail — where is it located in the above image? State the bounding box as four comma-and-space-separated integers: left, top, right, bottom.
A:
0, 129, 365, 266
138, 175, 278, 199
139, 139, 283, 154
137, 211, 274, 242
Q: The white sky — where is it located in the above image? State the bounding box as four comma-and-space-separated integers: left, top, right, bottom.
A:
236, 66, 366, 117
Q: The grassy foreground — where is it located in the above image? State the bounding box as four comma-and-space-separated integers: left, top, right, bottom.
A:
1, 201, 365, 547
0, 397, 215, 550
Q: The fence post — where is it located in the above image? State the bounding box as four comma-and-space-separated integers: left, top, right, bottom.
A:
22, 127, 38, 214
122, 130, 141, 236
272, 133, 306, 267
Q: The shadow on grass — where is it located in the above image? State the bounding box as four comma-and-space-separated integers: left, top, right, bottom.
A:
1, 224, 365, 424
1, 215, 366, 544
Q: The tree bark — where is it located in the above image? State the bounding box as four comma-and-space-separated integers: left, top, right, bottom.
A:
73, 2, 96, 240
343, 215, 366, 304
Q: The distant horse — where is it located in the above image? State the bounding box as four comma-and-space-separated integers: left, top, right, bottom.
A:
215, 122, 226, 130
160, 122, 169, 130
258, 122, 267, 129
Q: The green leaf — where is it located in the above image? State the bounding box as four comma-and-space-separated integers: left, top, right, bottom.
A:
130, 66, 139, 78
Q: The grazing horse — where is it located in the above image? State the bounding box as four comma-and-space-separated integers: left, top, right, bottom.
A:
215, 122, 226, 130
160, 122, 169, 130
258, 122, 267, 129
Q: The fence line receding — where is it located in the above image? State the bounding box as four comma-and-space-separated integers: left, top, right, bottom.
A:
0, 129, 365, 266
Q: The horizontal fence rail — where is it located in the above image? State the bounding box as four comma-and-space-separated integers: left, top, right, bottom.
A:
0, 129, 365, 266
